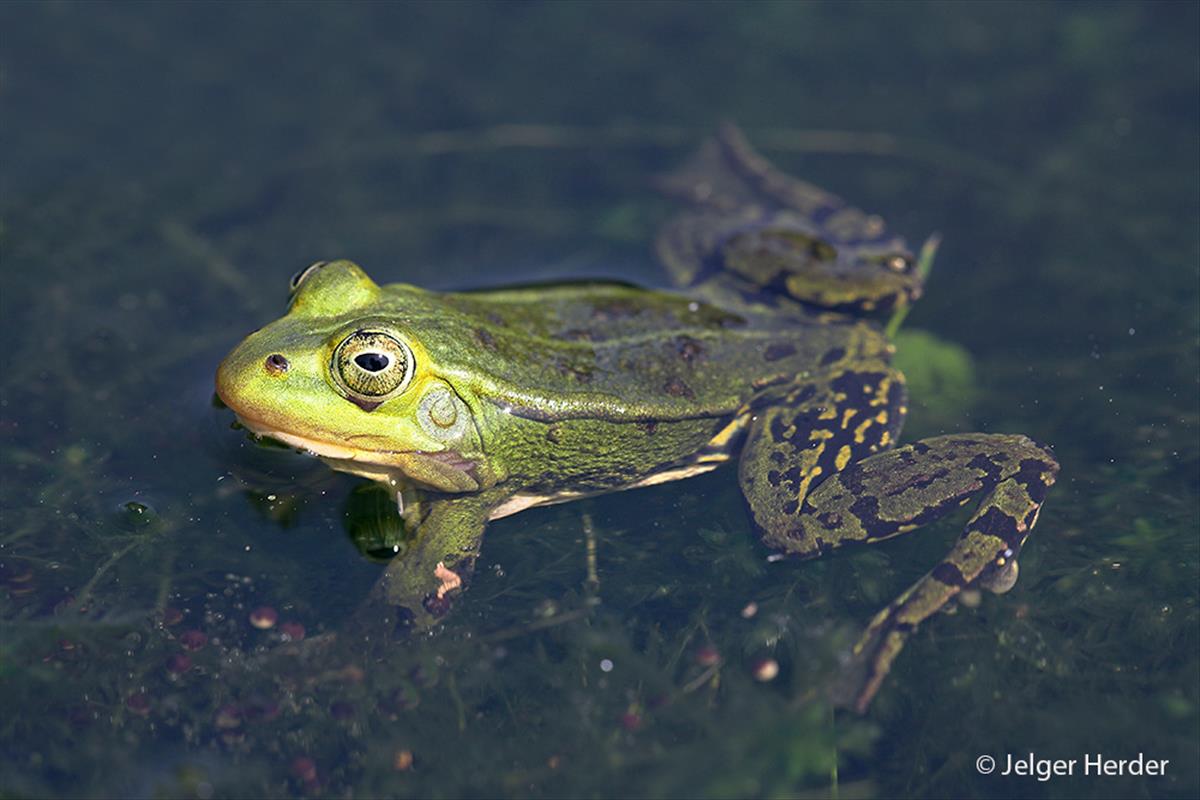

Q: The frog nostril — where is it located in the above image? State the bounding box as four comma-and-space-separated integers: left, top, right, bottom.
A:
264, 354, 289, 375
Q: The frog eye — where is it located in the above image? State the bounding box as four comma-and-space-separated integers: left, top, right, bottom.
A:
290, 261, 329, 293
332, 331, 414, 401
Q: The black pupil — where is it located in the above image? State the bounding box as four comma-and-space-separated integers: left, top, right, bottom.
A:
355, 352, 390, 372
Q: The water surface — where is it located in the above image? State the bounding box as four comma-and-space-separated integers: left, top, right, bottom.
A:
2, 3, 1197, 798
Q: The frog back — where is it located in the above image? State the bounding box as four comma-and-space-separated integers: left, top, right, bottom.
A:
381, 281, 882, 423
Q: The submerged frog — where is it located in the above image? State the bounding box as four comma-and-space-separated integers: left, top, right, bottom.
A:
216, 124, 1058, 711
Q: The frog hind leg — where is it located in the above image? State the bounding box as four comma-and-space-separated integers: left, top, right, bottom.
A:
738, 365, 909, 553
656, 123, 849, 223
739, 377, 1058, 711
654, 207, 742, 289
655, 123, 852, 292
656, 124, 921, 311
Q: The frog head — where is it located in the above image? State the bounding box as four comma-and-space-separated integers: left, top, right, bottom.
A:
215, 260, 484, 493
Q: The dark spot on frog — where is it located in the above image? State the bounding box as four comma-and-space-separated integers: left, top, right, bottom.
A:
973, 506, 1025, 549
931, 562, 967, 587
769, 409, 822, 445
849, 495, 892, 538
555, 359, 594, 383
883, 467, 955, 497
475, 328, 498, 351
1016, 457, 1057, 503
675, 336, 704, 364
838, 468, 867, 496
817, 511, 842, 529
782, 526, 807, 547
966, 453, 1003, 480
763, 343, 796, 362
663, 377, 694, 398
831, 370, 889, 399
486, 312, 507, 327
819, 347, 847, 367
787, 385, 818, 405
768, 465, 802, 490
642, 421, 658, 435
546, 424, 562, 444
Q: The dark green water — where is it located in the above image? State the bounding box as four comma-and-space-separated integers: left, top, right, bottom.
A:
2, 3, 1197, 798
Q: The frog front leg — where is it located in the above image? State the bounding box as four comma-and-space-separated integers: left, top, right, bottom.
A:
740, 367, 1059, 712
366, 488, 513, 631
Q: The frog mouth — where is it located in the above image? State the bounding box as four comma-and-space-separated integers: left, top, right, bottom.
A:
241, 419, 388, 461
231, 413, 480, 492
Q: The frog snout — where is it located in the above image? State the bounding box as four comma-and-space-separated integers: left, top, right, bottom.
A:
215, 340, 291, 414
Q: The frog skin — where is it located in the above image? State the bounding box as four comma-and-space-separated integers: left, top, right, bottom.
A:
215, 124, 1058, 712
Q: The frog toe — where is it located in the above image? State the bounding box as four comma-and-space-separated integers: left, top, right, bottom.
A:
827, 608, 912, 714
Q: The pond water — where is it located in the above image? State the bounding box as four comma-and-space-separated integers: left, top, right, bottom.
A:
2, 3, 1197, 798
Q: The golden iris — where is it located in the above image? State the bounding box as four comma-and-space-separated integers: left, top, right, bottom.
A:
332, 331, 412, 399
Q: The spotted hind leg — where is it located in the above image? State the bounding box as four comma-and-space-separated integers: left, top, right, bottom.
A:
820, 436, 1060, 711
740, 418, 1059, 711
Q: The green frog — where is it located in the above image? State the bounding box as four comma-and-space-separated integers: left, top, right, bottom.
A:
215, 124, 1058, 711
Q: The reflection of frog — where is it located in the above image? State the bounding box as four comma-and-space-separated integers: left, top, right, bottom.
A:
216, 124, 1058, 710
